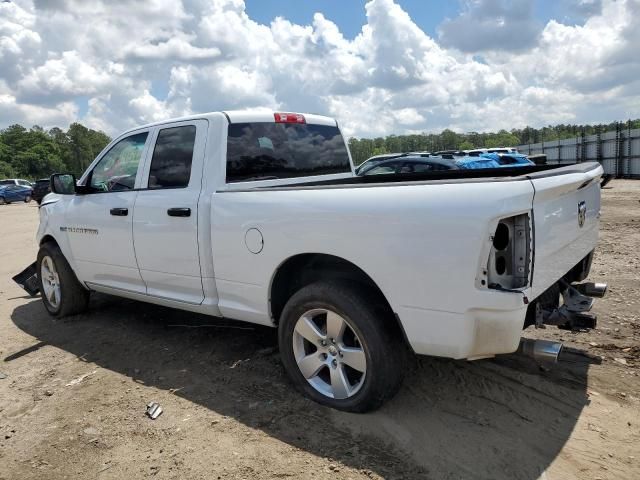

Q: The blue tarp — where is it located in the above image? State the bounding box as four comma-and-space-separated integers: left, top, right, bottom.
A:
454, 156, 502, 169
455, 152, 534, 169
479, 152, 534, 167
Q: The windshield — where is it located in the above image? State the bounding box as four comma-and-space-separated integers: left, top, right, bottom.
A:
226, 123, 351, 182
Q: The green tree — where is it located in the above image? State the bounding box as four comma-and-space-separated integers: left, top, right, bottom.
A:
0, 122, 111, 180
0, 141, 14, 178
440, 129, 460, 150
67, 123, 95, 173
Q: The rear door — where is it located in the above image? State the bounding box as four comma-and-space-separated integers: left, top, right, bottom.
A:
529, 163, 603, 298
65, 130, 151, 293
132, 120, 207, 304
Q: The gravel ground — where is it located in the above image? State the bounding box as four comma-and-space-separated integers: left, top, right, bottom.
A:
0, 180, 638, 480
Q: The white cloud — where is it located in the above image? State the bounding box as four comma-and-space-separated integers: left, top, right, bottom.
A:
124, 37, 221, 62
0, 0, 639, 138
17, 51, 114, 103
568, 0, 603, 17
0, 80, 77, 127
0, 0, 41, 83
438, 0, 541, 53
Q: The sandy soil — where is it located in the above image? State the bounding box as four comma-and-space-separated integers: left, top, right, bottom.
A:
0, 180, 638, 480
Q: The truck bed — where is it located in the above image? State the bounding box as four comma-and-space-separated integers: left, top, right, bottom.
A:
260, 162, 600, 189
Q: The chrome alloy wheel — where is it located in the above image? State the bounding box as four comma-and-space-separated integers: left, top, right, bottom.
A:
292, 308, 367, 399
40, 255, 61, 309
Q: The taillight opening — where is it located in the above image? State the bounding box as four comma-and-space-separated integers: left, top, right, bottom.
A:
274, 112, 306, 124
486, 213, 531, 290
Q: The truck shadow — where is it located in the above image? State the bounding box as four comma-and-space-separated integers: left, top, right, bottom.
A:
10, 295, 592, 479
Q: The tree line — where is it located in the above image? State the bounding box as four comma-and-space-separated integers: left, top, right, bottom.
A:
348, 119, 640, 165
0, 123, 111, 180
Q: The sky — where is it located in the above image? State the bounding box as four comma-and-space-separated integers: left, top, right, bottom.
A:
0, 0, 638, 138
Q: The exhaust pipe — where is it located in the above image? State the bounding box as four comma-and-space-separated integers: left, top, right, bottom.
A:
574, 282, 607, 298
518, 339, 563, 363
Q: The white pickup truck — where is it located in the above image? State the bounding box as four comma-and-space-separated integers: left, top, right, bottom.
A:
20, 111, 606, 412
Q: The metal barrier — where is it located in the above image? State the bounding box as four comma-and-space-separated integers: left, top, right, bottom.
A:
517, 124, 640, 178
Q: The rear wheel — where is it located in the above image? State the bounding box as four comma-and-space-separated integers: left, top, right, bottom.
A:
0, 197, 5, 205
37, 242, 89, 317
278, 281, 407, 412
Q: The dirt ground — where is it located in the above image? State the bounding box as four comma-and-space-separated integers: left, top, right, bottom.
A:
0, 180, 638, 480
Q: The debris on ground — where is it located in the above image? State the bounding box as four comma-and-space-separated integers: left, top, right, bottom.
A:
0, 372, 7, 379
65, 370, 97, 386
146, 402, 163, 420
230, 358, 250, 369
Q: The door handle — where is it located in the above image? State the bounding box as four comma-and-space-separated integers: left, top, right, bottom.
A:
110, 207, 128, 216
167, 207, 191, 217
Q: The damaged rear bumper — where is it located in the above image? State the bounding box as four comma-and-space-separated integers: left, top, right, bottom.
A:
524, 250, 606, 331
525, 280, 607, 331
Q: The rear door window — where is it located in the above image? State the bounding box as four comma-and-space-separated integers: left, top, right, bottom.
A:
226, 123, 351, 182
148, 126, 196, 189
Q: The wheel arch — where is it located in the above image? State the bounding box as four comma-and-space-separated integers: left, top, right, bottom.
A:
37, 232, 79, 280
40, 234, 59, 247
269, 253, 410, 347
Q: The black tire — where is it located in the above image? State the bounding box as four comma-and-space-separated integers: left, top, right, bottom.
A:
24, 195, 32, 203
37, 242, 90, 317
278, 280, 407, 413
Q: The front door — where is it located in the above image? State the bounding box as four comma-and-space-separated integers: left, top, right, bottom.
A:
132, 120, 207, 304
64, 130, 150, 293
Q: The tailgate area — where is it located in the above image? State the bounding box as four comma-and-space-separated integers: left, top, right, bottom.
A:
529, 163, 603, 299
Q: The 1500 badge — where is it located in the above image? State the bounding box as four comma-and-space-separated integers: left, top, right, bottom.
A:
60, 226, 99, 235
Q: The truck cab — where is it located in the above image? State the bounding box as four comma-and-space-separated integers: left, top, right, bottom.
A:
38, 112, 353, 309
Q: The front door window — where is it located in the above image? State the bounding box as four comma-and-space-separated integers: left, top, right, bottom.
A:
89, 133, 148, 192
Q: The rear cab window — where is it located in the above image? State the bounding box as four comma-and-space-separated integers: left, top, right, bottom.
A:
226, 122, 351, 183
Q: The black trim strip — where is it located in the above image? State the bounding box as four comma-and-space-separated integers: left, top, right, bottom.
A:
218, 162, 602, 193
68, 185, 191, 196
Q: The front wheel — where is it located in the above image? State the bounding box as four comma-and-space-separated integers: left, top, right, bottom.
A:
278, 281, 407, 412
24, 195, 32, 203
37, 242, 90, 317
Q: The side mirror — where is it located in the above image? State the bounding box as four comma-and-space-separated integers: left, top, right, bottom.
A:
50, 174, 77, 195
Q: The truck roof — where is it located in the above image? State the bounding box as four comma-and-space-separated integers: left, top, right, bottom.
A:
123, 111, 338, 136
